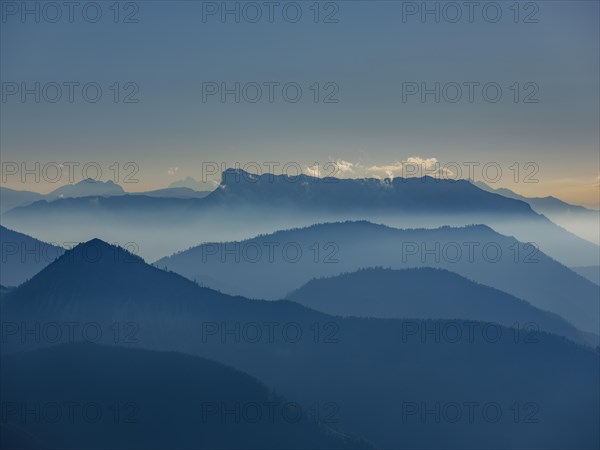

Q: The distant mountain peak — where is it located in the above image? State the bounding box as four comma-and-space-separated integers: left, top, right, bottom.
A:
47, 179, 124, 200
80, 237, 112, 247
168, 176, 217, 191
79, 178, 116, 185
55, 238, 145, 267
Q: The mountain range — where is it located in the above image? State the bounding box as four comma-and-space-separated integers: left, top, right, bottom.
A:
0, 180, 123, 214
1, 239, 598, 449
474, 181, 600, 245
1, 343, 365, 449
0, 179, 210, 214
286, 267, 597, 346
3, 170, 597, 266
168, 175, 219, 191
155, 221, 600, 335
0, 225, 65, 286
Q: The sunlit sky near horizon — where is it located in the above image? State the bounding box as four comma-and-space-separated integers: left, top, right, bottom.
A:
1, 1, 599, 207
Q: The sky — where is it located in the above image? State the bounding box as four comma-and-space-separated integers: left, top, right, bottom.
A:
1, 0, 599, 207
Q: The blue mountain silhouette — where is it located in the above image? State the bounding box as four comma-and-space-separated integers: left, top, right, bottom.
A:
287, 267, 596, 346
1, 343, 367, 449
155, 221, 600, 334
0, 225, 64, 286
4, 170, 598, 266
2, 239, 598, 449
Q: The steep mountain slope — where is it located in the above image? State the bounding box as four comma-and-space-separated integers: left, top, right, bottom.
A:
473, 180, 593, 214
287, 267, 596, 346
571, 265, 600, 285
0, 225, 65, 286
473, 180, 600, 244
1, 343, 364, 449
0, 187, 44, 214
1, 239, 598, 449
155, 221, 600, 334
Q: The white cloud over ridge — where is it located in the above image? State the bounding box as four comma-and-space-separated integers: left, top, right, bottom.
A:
304, 157, 455, 180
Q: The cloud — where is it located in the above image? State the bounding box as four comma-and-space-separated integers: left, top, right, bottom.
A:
304, 156, 454, 180
304, 164, 320, 177
366, 162, 404, 179
334, 159, 356, 174
304, 159, 356, 178
167, 167, 179, 176
367, 156, 454, 179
